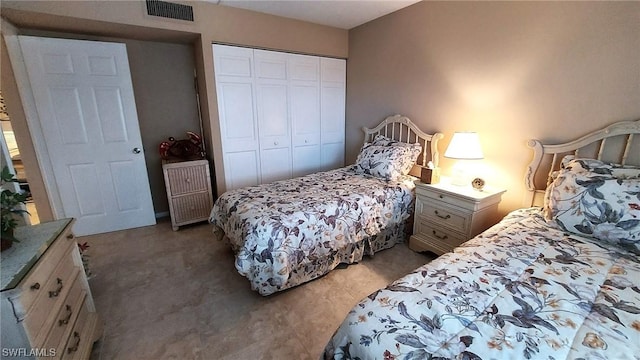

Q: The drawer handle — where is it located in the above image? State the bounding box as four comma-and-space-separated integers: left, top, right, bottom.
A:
185, 178, 191, 183
439, 194, 445, 199
434, 210, 451, 220
59, 304, 73, 326
49, 278, 63, 298
67, 332, 81, 354
66, 234, 74, 240
432, 230, 449, 241
30, 282, 40, 290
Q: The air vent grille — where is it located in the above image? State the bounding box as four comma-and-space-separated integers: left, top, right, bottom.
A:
146, 0, 194, 22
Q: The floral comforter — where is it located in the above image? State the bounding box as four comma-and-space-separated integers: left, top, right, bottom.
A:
324, 208, 640, 360
209, 166, 417, 296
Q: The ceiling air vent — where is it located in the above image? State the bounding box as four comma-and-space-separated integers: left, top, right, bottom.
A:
146, 0, 194, 21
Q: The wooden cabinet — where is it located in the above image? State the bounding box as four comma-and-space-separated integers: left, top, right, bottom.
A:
212, 44, 346, 192
410, 179, 505, 255
1, 219, 102, 359
162, 159, 214, 231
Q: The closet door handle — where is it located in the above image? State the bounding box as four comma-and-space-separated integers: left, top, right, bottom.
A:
132, 147, 141, 154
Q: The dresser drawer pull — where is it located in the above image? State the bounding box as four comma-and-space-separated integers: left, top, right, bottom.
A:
30, 282, 41, 290
185, 178, 191, 183
67, 332, 81, 354
434, 210, 451, 220
432, 230, 449, 240
439, 194, 444, 199
67, 233, 74, 240
59, 304, 73, 326
49, 278, 63, 297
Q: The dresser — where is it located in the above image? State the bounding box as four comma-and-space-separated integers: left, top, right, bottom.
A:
162, 159, 214, 231
1, 219, 102, 359
410, 179, 506, 255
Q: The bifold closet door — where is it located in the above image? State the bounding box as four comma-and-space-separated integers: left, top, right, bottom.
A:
321, 57, 346, 171
290, 54, 321, 178
255, 50, 292, 183
213, 45, 261, 190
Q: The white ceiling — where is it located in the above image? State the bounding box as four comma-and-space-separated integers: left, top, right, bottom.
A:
212, 0, 421, 30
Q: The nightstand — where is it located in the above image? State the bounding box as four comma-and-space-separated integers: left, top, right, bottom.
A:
162, 159, 214, 231
409, 178, 505, 255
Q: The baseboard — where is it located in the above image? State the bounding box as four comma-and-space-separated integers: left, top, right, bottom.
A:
155, 211, 170, 219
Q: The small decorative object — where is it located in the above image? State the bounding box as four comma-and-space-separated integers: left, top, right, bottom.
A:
471, 177, 486, 191
159, 131, 205, 160
420, 161, 440, 184
1, 166, 30, 251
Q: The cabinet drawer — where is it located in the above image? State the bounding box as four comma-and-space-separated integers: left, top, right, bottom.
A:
415, 220, 467, 253
23, 251, 78, 343
16, 227, 75, 315
42, 274, 86, 354
165, 164, 209, 195
417, 199, 470, 232
416, 186, 476, 211
171, 192, 213, 224
61, 298, 90, 360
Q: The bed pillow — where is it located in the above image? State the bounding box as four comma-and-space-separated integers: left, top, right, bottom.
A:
354, 143, 421, 180
561, 155, 640, 178
547, 169, 640, 254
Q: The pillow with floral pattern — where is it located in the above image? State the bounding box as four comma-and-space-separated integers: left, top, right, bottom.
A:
547, 168, 640, 254
354, 143, 421, 180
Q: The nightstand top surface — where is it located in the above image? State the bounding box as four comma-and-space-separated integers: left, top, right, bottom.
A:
415, 177, 506, 201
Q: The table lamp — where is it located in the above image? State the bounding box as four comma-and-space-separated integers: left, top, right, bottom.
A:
444, 132, 484, 187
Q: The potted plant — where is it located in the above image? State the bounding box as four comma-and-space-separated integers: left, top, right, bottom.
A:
1, 166, 29, 251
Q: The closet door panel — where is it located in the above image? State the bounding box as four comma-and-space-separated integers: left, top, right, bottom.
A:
256, 83, 289, 149
320, 85, 346, 144
261, 147, 291, 183
255, 49, 287, 80
290, 84, 320, 146
293, 144, 321, 178
214, 45, 253, 78
224, 150, 260, 190
217, 82, 257, 152
321, 143, 345, 172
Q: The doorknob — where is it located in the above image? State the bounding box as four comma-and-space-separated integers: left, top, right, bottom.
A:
132, 147, 141, 154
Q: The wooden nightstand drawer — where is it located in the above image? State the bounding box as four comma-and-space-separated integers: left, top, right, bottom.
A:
165, 164, 210, 195
418, 201, 470, 232
415, 221, 466, 248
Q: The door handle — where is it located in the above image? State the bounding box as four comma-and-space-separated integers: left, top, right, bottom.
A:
133, 147, 141, 154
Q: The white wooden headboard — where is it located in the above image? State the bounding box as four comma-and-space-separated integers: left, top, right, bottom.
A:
362, 114, 444, 170
524, 119, 640, 207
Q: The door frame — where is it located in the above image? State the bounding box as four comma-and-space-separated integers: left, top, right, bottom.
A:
3, 33, 65, 219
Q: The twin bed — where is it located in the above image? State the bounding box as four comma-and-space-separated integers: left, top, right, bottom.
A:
323, 119, 640, 359
209, 115, 444, 296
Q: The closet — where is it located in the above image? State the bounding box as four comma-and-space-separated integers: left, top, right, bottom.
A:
213, 44, 346, 191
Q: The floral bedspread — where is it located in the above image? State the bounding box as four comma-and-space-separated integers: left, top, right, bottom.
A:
324, 208, 640, 360
209, 166, 417, 296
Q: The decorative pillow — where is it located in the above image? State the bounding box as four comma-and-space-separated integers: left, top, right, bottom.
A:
543, 156, 640, 220
561, 155, 640, 179
354, 143, 421, 180
547, 169, 640, 254
372, 134, 422, 150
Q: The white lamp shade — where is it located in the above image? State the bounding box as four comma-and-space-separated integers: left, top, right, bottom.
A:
444, 132, 484, 159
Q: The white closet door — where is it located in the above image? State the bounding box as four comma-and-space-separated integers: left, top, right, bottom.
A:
321, 58, 346, 170
213, 44, 261, 190
255, 50, 291, 183
290, 54, 321, 177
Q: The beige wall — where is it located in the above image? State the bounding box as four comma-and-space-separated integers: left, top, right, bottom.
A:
0, 0, 348, 219
346, 1, 640, 215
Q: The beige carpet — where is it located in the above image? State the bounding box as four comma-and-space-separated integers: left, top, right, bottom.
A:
85, 218, 435, 359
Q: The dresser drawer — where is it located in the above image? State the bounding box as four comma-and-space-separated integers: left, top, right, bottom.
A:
15, 227, 75, 316
416, 219, 467, 247
24, 251, 79, 344
61, 297, 90, 360
171, 192, 213, 224
41, 273, 86, 354
417, 199, 470, 232
416, 186, 476, 211
165, 163, 209, 195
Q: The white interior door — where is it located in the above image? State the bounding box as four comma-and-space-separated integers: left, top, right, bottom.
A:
17, 36, 156, 236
